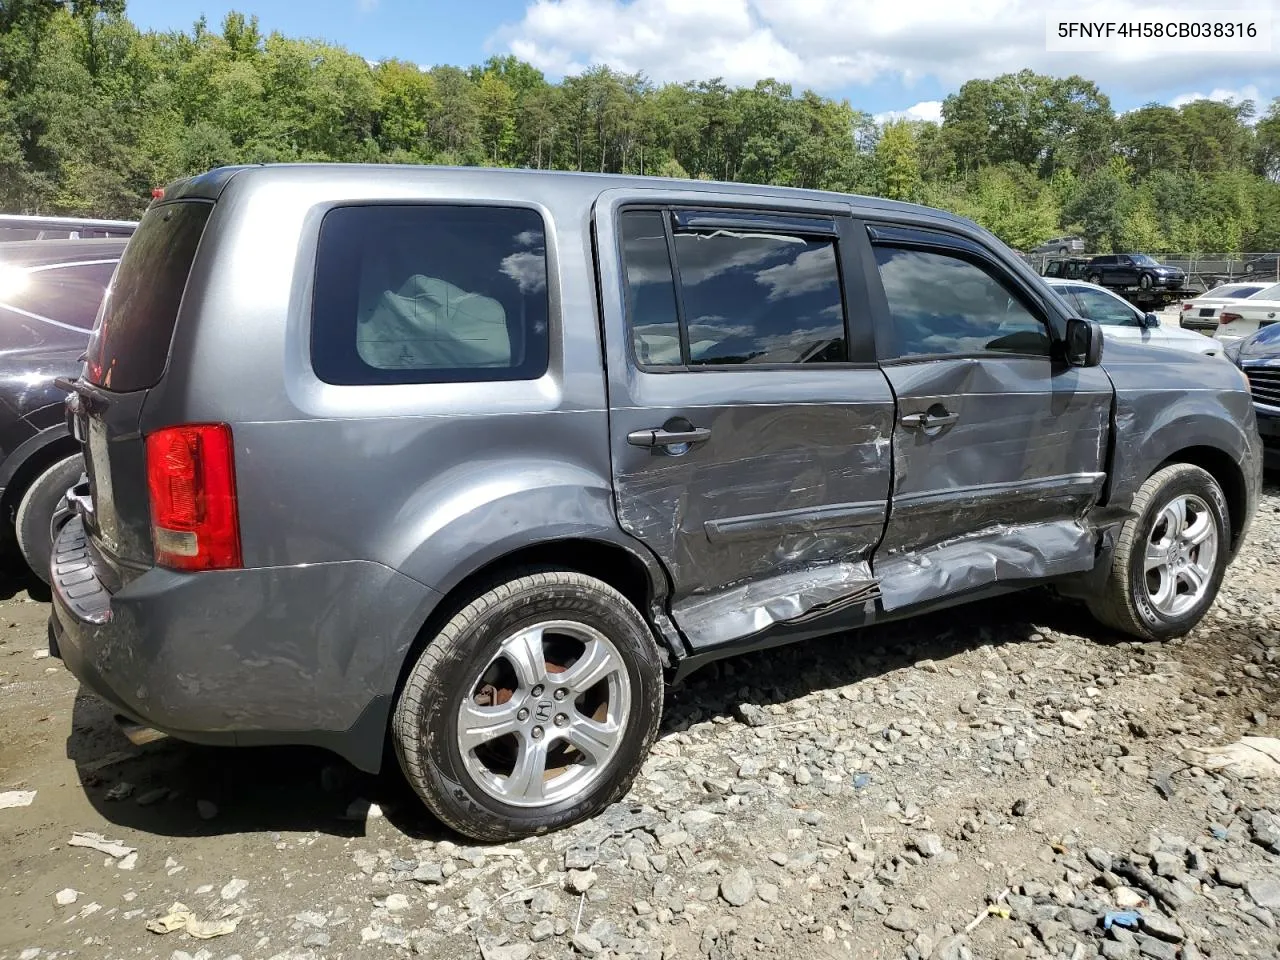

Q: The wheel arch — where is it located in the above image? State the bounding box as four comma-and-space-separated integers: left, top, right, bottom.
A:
0, 426, 80, 534
1154, 444, 1248, 552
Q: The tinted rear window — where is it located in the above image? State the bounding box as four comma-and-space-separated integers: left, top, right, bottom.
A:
311, 204, 551, 385
86, 201, 211, 391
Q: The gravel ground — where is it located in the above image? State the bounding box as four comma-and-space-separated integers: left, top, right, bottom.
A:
2, 482, 1278, 960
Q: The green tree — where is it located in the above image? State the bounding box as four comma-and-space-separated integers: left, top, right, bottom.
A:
875, 119, 921, 201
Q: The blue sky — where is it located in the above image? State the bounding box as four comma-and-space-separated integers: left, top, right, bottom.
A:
125, 0, 1280, 123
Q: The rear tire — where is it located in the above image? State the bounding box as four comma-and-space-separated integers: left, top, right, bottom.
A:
1086, 464, 1230, 641
392, 568, 664, 842
15, 454, 83, 585
1139, 272, 1153, 290
1087, 272, 1102, 285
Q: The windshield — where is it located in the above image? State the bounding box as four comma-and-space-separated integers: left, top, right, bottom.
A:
1131, 254, 1159, 266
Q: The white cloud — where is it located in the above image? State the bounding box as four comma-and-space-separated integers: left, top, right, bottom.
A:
874, 100, 945, 125
1170, 84, 1262, 112
493, 0, 1278, 103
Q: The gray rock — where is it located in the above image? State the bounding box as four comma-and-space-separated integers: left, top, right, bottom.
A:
884, 907, 917, 932
565, 869, 597, 894
1251, 811, 1280, 854
1215, 865, 1247, 888
565, 845, 599, 870
530, 888, 560, 914
1101, 942, 1136, 960
303, 933, 331, 949
1087, 849, 1114, 873
412, 863, 443, 885
1151, 852, 1183, 879
913, 834, 946, 858
1135, 935, 1177, 960
530, 920, 555, 942
1062, 908, 1096, 933
720, 867, 755, 907
1247, 877, 1280, 911
757, 882, 779, 904
480, 943, 532, 960
571, 934, 603, 956
1139, 913, 1183, 943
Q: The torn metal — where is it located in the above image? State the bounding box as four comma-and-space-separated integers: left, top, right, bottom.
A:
671, 560, 880, 649
874, 517, 1096, 611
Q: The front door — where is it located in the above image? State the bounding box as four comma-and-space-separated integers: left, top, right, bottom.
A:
594, 196, 895, 651
856, 223, 1115, 610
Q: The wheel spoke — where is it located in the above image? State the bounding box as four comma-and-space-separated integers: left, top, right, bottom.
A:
561, 714, 622, 766
1160, 501, 1186, 540
457, 699, 522, 753
1181, 510, 1214, 547
502, 625, 548, 689
555, 638, 621, 695
1144, 540, 1169, 573
1148, 567, 1175, 612
504, 736, 548, 802
1180, 561, 1208, 596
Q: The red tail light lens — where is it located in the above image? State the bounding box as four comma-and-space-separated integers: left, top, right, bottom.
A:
1181, 303, 1193, 311
1219, 312, 1242, 325
145, 424, 241, 571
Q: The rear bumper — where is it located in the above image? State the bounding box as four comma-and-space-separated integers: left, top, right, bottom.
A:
48, 515, 439, 772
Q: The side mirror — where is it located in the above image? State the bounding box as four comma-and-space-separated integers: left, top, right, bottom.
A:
1142, 312, 1161, 328
1065, 318, 1104, 367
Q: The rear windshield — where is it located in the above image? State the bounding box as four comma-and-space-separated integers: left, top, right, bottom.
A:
86, 201, 211, 391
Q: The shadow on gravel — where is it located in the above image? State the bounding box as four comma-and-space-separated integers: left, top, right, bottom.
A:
63, 584, 1123, 844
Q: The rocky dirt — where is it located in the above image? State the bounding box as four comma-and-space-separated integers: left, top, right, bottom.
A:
2, 484, 1279, 960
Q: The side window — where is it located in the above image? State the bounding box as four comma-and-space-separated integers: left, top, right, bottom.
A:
873, 245, 1050, 359
311, 204, 551, 385
673, 225, 846, 365
620, 211, 682, 366
1070, 286, 1139, 326
0, 261, 117, 330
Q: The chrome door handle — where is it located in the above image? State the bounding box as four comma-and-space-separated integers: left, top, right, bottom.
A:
627, 426, 712, 448
900, 411, 958, 429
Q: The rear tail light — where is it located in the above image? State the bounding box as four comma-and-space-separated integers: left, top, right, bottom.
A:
1181, 303, 1193, 311
1219, 312, 1243, 325
145, 424, 241, 571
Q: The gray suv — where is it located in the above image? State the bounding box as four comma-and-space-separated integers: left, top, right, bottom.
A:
48, 165, 1262, 842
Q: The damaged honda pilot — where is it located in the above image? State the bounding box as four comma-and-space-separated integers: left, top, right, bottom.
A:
49, 165, 1261, 842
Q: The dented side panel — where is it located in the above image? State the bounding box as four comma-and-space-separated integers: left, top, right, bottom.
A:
876, 356, 1114, 610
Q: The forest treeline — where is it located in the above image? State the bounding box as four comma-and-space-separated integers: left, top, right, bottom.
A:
2, 1, 1279, 253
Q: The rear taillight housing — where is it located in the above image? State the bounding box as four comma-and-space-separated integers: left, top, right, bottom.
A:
1181, 303, 1193, 312
145, 424, 242, 571
1220, 312, 1242, 325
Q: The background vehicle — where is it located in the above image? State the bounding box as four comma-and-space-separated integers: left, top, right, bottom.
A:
0, 214, 136, 243
0, 238, 125, 580
1215, 291, 1280, 343
1045, 278, 1219, 357
1224, 326, 1280, 468
48, 165, 1260, 844
1243, 255, 1280, 282
1042, 257, 1091, 281
1085, 254, 1185, 290
1032, 236, 1085, 255
1178, 282, 1277, 331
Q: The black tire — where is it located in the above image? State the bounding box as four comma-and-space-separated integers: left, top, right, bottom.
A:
392, 568, 664, 842
15, 454, 83, 585
1087, 273, 1102, 285
1139, 272, 1153, 290
1086, 464, 1230, 641
1058, 246, 1068, 254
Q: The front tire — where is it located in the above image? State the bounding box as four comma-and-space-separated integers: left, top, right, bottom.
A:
1087, 464, 1230, 641
392, 568, 664, 842
15, 454, 83, 585
1139, 272, 1153, 290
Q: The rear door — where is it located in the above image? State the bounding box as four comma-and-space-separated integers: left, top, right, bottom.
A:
68, 200, 213, 584
594, 193, 895, 651
857, 222, 1114, 610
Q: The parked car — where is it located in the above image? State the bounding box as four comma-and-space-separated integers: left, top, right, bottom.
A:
1042, 257, 1091, 281
1243, 255, 1280, 282
0, 238, 125, 580
1223, 327, 1280, 469
1032, 236, 1085, 255
1215, 291, 1280, 343
0, 214, 136, 243
1044, 279, 1220, 357
1085, 254, 1185, 290
1178, 282, 1277, 332
48, 165, 1261, 842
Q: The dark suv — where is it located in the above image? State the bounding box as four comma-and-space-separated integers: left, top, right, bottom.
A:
49, 165, 1260, 842
0, 238, 125, 579
1085, 254, 1185, 290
